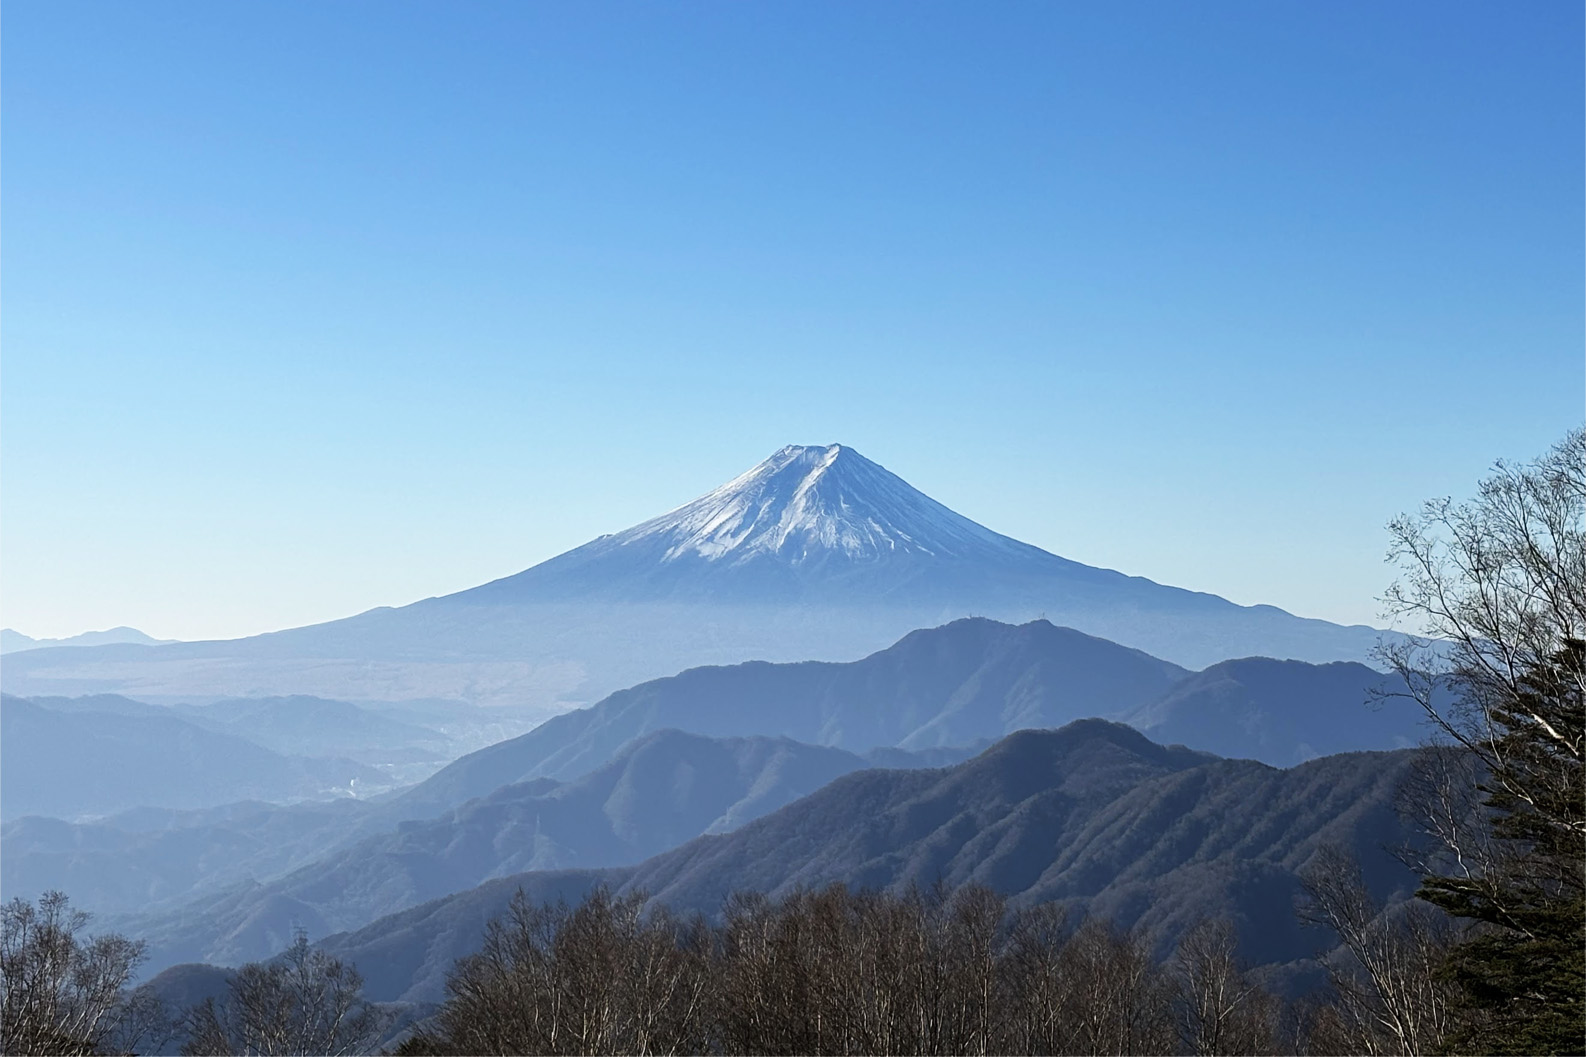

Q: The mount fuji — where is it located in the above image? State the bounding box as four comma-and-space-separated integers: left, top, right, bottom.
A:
456, 443, 1116, 604
0, 444, 1385, 709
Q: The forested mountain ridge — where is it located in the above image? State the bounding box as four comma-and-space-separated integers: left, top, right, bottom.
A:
391, 616, 1422, 822
387, 617, 1186, 816
90, 730, 973, 971
1121, 655, 1429, 765
313, 720, 1428, 1004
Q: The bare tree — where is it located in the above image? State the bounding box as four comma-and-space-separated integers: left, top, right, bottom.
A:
1054, 917, 1176, 1056
613, 904, 712, 1056
938, 884, 1003, 1057
181, 930, 382, 1056
1379, 428, 1584, 871
714, 891, 784, 1055
1002, 902, 1072, 1055
420, 891, 564, 1055
418, 887, 710, 1056
1170, 917, 1279, 1056
1, 891, 151, 1056
1380, 429, 1584, 750
411, 883, 1346, 1055
1298, 845, 1452, 1055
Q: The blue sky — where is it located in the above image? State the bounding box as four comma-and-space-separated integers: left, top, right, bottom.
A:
4, 1, 1582, 641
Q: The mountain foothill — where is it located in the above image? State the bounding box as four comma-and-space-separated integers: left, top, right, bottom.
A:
1, 444, 1444, 1043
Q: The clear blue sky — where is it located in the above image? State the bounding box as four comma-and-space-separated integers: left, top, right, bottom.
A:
4, 1, 1581, 641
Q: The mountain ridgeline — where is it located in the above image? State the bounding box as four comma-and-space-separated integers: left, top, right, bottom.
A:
391, 617, 1420, 820
3, 616, 1434, 991
314, 720, 1429, 1007
85, 732, 977, 971
0, 626, 175, 654
0, 695, 386, 821
0, 444, 1392, 707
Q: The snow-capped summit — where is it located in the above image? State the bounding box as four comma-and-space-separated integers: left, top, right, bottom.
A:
456, 442, 1076, 604
621, 443, 1027, 567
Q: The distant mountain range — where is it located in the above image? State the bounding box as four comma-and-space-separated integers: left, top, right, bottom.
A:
0, 444, 1392, 708
91, 731, 974, 970
389, 618, 1419, 818
0, 695, 386, 821
1121, 655, 1431, 764
2, 798, 374, 917
3, 726, 966, 921
0, 693, 549, 822
4, 616, 1430, 990
311, 721, 1429, 1006
0, 626, 175, 654
5, 617, 1424, 959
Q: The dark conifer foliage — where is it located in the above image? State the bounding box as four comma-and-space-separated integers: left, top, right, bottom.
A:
1418, 641, 1585, 1055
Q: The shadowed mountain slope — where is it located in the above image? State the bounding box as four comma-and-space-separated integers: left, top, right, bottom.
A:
0, 445, 1390, 707
8, 620, 1420, 940
108, 731, 971, 971
624, 726, 1416, 958
316, 721, 1427, 1004
386, 617, 1188, 816
1122, 656, 1428, 765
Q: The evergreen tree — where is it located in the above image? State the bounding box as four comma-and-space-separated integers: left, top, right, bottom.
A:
1417, 641, 1585, 1055
1381, 430, 1585, 1055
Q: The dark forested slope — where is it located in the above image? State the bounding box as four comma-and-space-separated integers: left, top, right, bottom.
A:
318, 721, 1425, 1003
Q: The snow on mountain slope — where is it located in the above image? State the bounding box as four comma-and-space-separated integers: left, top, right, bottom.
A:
454, 443, 1110, 604
618, 444, 1032, 565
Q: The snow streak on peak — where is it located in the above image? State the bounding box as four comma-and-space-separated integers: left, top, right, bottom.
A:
608, 444, 1030, 567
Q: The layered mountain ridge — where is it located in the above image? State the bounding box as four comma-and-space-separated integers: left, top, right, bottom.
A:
311, 720, 1430, 1006
6, 617, 1426, 983
388, 617, 1420, 820
86, 730, 975, 969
